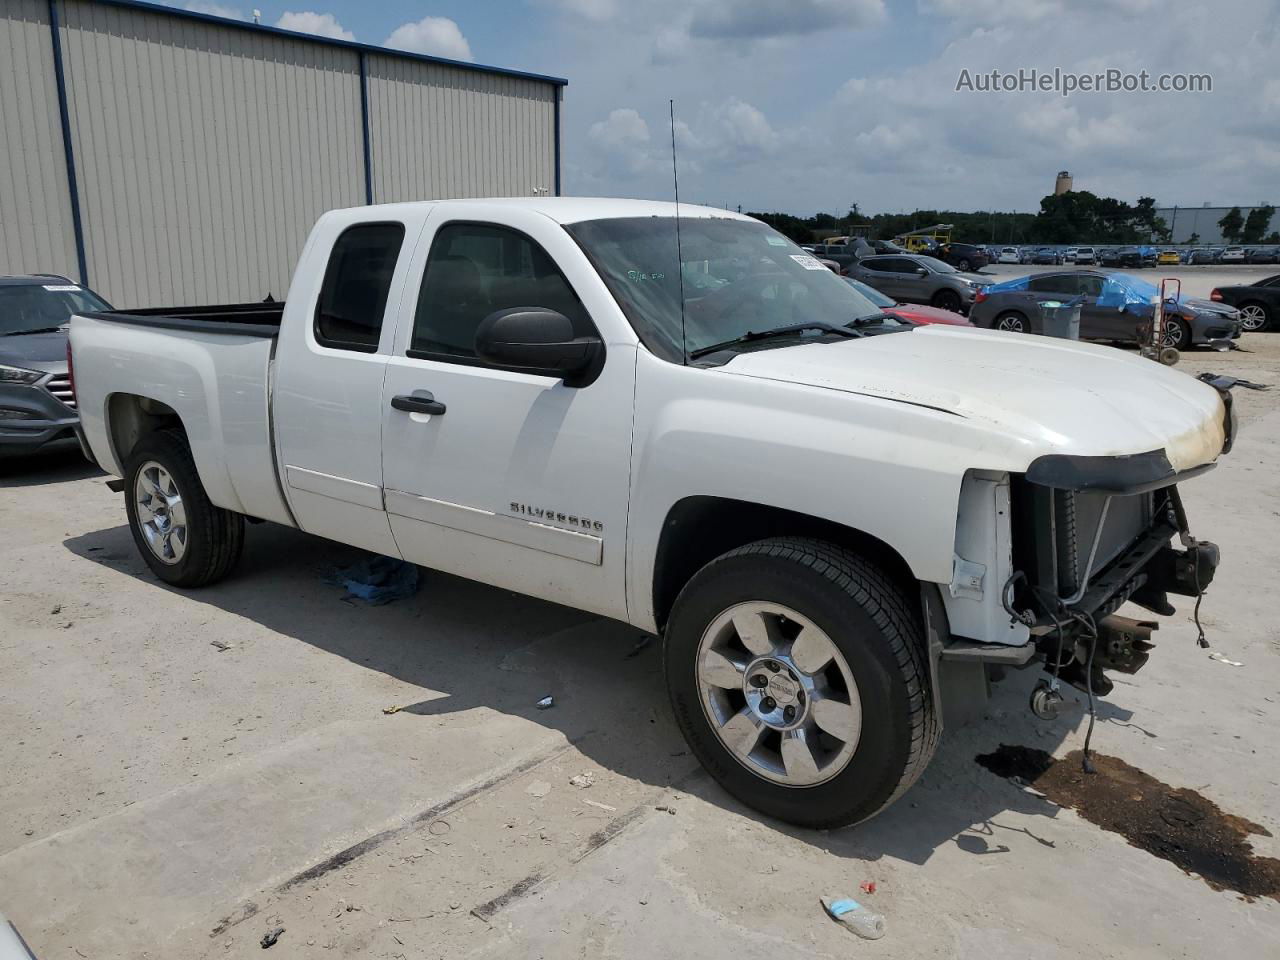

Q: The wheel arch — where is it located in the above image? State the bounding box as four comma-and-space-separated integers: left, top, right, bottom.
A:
651, 495, 920, 634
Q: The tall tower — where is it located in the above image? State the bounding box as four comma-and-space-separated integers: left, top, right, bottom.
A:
1055, 170, 1073, 195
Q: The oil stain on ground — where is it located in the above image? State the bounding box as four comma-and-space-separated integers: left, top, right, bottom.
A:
976, 744, 1280, 902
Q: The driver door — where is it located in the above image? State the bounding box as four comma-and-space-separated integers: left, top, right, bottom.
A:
379, 206, 635, 619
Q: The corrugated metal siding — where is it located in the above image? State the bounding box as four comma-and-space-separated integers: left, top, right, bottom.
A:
367, 55, 555, 204
0, 0, 80, 281
57, 0, 365, 307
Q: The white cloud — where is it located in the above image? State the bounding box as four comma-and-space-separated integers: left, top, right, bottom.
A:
274, 11, 355, 41
384, 16, 473, 61
589, 108, 651, 150
540, 0, 620, 21
183, 1, 244, 18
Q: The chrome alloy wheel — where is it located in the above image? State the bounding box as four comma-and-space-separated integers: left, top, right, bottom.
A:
996, 313, 1026, 332
696, 601, 862, 787
134, 461, 188, 565
1239, 304, 1268, 331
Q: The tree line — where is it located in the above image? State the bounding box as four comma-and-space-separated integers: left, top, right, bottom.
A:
750, 194, 1278, 247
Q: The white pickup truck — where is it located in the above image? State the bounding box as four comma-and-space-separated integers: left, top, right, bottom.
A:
71, 198, 1232, 828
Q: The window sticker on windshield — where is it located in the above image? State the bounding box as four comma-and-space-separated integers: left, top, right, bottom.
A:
43, 284, 80, 292
626, 270, 665, 282
766, 235, 788, 247
790, 254, 826, 271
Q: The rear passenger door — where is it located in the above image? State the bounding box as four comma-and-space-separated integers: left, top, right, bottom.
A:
274, 215, 421, 556
379, 208, 635, 619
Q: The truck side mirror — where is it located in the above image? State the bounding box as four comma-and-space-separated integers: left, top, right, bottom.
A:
475, 308, 604, 387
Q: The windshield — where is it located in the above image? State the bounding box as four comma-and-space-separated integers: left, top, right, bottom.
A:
567, 216, 906, 360
0, 283, 109, 335
917, 256, 956, 273
842, 277, 895, 308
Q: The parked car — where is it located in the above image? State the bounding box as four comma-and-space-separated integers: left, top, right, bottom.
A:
996, 246, 1020, 264
1188, 247, 1221, 264
841, 277, 973, 326
69, 197, 1230, 829
1062, 247, 1078, 263
1209, 273, 1280, 331
1031, 248, 1062, 265
1098, 247, 1122, 267
1157, 250, 1181, 266
849, 254, 989, 313
1115, 246, 1143, 268
1, 274, 111, 456
934, 242, 989, 272
1220, 246, 1246, 263
1245, 246, 1279, 265
970, 269, 1242, 348
1074, 246, 1096, 265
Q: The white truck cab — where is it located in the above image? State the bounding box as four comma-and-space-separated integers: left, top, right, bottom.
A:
70, 198, 1231, 828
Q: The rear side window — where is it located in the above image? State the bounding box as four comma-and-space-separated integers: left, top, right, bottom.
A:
1028, 275, 1072, 294
314, 222, 405, 352
410, 222, 590, 361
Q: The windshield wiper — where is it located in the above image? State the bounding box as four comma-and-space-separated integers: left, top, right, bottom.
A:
848, 313, 897, 327
689, 322, 860, 360
1, 326, 64, 337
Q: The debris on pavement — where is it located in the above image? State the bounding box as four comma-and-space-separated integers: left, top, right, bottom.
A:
323, 555, 420, 606
1208, 652, 1244, 667
821, 896, 886, 940
260, 927, 285, 949
382, 705, 403, 715
428, 820, 451, 836
535, 695, 554, 709
1196, 372, 1270, 391
525, 779, 552, 798
49, 604, 61, 615
568, 772, 595, 788
582, 799, 616, 812
624, 634, 653, 659
655, 805, 676, 815
210, 639, 232, 652
859, 880, 877, 895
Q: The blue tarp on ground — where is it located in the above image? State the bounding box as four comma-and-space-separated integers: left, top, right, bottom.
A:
324, 555, 420, 605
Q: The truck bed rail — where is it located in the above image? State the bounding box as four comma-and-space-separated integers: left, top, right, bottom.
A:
83, 301, 284, 338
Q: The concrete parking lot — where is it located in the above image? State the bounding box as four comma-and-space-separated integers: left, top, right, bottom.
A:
3, 320, 1280, 957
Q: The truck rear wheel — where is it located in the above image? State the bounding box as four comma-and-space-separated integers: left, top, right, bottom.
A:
665, 537, 938, 828
124, 429, 244, 587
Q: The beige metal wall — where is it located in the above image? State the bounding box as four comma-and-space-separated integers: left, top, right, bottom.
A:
0, 0, 80, 282
367, 55, 556, 204
57, 0, 365, 307
2, 0, 562, 307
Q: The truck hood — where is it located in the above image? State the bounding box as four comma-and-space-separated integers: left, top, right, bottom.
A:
717, 326, 1226, 472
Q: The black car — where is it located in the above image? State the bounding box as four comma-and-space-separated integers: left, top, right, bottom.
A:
1245, 246, 1279, 265
935, 242, 989, 272
1115, 246, 1143, 268
1097, 247, 1122, 266
1209, 273, 1280, 331
1, 275, 112, 456
1030, 248, 1062, 265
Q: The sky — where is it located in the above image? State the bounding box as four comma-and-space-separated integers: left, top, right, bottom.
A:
168, 0, 1279, 216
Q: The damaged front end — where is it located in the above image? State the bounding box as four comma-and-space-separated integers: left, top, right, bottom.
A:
1006, 451, 1221, 702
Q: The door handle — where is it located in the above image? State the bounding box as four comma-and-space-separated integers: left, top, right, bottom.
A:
391, 392, 447, 416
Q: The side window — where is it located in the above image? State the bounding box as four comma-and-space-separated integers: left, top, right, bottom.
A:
410, 222, 591, 360
886, 257, 920, 273
1028, 274, 1071, 294
1076, 275, 1105, 297
314, 222, 406, 352
861, 258, 890, 272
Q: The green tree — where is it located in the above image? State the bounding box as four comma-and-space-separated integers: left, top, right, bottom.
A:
1266, 231, 1280, 244
1218, 206, 1244, 243
1242, 205, 1276, 244
1187, 232, 1200, 244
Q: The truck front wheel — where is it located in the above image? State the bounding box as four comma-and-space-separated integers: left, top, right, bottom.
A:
665, 537, 938, 828
124, 429, 244, 587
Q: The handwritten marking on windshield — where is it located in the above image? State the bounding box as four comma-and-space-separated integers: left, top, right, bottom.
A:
626, 270, 666, 282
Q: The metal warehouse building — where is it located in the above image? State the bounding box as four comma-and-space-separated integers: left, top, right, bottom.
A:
0, 0, 565, 307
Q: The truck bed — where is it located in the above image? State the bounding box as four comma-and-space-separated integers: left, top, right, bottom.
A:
84, 301, 284, 337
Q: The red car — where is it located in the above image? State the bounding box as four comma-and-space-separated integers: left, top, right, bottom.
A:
843, 277, 973, 326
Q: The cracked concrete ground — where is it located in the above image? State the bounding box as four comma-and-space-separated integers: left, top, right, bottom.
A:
2, 327, 1279, 959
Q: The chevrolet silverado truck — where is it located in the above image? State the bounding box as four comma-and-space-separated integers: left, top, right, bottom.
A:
70, 199, 1232, 828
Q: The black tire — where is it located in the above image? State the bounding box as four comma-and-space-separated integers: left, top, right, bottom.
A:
993, 310, 1029, 333
124, 428, 244, 587
932, 289, 962, 313
1238, 301, 1271, 332
664, 537, 939, 828
1162, 316, 1188, 349
957, 258, 972, 272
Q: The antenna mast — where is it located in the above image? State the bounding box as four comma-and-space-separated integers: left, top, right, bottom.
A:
670, 99, 688, 364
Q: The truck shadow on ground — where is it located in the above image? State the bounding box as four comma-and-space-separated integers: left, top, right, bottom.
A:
62, 518, 1119, 868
